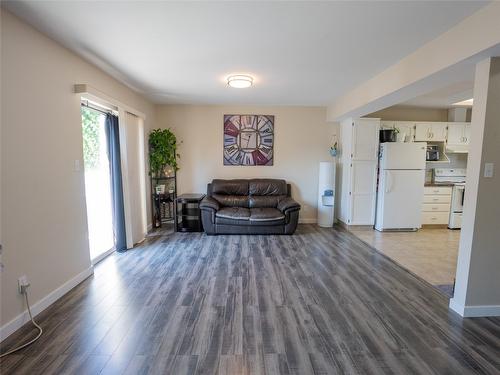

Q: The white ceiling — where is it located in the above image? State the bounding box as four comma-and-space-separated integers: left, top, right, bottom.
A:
4, 1, 487, 105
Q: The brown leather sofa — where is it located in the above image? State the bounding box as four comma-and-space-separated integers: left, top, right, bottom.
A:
200, 179, 301, 235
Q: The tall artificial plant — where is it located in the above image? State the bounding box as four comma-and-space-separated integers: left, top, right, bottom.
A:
149, 128, 180, 177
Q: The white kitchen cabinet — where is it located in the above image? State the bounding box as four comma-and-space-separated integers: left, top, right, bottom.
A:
447, 122, 471, 145
339, 118, 380, 226
421, 186, 452, 225
424, 186, 453, 195
380, 121, 415, 142
415, 122, 448, 142
421, 212, 450, 225
396, 122, 415, 142
464, 123, 471, 145
352, 119, 380, 160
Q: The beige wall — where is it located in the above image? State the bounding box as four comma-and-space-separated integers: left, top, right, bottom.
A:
367, 106, 449, 122
367, 105, 472, 122
1, 11, 155, 328
156, 105, 337, 222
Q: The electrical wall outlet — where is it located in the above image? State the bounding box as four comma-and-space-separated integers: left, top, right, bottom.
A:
18, 275, 30, 294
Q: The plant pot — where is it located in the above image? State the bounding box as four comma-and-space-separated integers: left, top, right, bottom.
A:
379, 129, 397, 143
330, 148, 338, 157
397, 132, 406, 143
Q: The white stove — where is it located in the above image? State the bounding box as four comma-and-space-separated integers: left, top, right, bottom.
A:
433, 168, 466, 229
434, 168, 467, 184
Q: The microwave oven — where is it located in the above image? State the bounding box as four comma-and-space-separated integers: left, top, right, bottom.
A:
426, 145, 439, 161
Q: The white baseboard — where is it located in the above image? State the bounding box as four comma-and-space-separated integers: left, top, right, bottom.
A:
91, 248, 115, 266
0, 266, 94, 342
299, 218, 317, 224
449, 298, 500, 317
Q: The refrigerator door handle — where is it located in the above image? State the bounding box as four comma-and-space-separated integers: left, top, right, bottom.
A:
385, 171, 393, 193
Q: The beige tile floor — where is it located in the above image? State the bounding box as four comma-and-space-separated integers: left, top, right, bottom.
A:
350, 228, 460, 286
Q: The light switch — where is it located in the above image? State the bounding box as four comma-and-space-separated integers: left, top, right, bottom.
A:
74, 159, 81, 172
484, 162, 494, 178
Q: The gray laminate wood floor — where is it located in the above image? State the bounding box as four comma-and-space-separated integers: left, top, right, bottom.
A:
1, 225, 499, 374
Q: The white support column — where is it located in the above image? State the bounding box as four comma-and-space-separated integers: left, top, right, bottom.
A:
450, 57, 500, 317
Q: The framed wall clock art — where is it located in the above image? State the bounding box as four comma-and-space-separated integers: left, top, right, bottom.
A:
223, 114, 274, 166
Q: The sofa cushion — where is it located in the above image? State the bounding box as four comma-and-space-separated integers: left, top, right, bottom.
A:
249, 179, 287, 196
212, 194, 249, 208
215, 216, 252, 226
249, 208, 285, 222
249, 195, 287, 208
216, 207, 250, 220
212, 179, 249, 195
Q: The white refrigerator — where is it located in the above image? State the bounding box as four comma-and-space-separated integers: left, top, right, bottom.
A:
375, 143, 427, 231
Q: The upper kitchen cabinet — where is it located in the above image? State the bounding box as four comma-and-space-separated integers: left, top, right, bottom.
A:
396, 121, 416, 142
381, 121, 415, 142
415, 122, 448, 142
446, 122, 471, 152
447, 122, 471, 145
464, 122, 471, 144
352, 118, 380, 160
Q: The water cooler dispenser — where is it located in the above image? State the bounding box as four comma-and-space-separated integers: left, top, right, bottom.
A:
317, 161, 336, 227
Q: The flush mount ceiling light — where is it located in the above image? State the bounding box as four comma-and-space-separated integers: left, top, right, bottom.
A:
227, 74, 253, 88
452, 98, 474, 106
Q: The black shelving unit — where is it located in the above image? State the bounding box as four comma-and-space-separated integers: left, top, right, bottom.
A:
175, 194, 205, 232
151, 173, 177, 229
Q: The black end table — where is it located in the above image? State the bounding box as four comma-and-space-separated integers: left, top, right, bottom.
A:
175, 194, 206, 232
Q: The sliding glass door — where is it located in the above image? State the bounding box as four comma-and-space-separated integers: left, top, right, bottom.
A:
81, 106, 114, 261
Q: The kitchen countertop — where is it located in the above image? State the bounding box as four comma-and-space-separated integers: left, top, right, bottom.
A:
424, 182, 455, 187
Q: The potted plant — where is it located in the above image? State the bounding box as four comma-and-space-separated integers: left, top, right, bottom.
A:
329, 135, 338, 157
330, 141, 338, 157
149, 128, 180, 177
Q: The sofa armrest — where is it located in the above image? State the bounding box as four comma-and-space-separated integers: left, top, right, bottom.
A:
277, 197, 301, 213
200, 196, 220, 211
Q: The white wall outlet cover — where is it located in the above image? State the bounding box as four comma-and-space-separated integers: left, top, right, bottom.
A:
484, 162, 494, 178
18, 275, 29, 293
